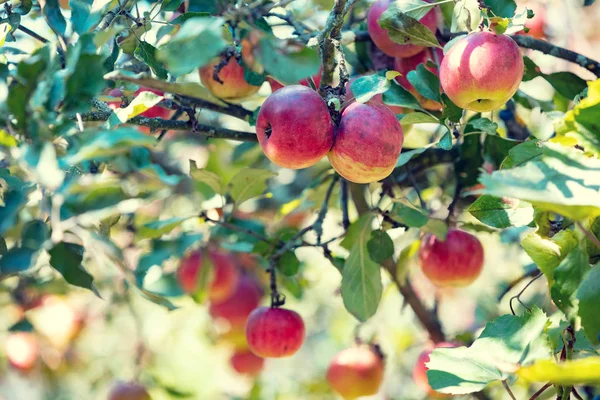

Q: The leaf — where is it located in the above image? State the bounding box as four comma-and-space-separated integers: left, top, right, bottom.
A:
426, 308, 551, 394
407, 64, 441, 102
561, 79, 600, 154
170, 12, 213, 25
577, 264, 600, 344
378, 11, 441, 48
441, 93, 463, 123
396, 146, 429, 167
0, 130, 17, 147
135, 41, 168, 80
517, 357, 600, 385
386, 0, 437, 20
277, 251, 300, 276
469, 117, 498, 135
456, 126, 483, 187
21, 220, 49, 250
70, 0, 101, 34
468, 195, 534, 228
544, 72, 587, 100
521, 230, 578, 283
480, 142, 600, 220
392, 200, 428, 227
190, 161, 223, 194
161, 0, 184, 11
500, 139, 543, 169
382, 81, 422, 110
341, 214, 383, 322
436, 129, 453, 150
42, 0, 66, 36
550, 247, 589, 317
49, 242, 100, 296
350, 73, 390, 103
137, 217, 191, 240
421, 218, 448, 239
367, 230, 394, 263
64, 54, 106, 113
484, 0, 517, 17
108, 90, 164, 127
400, 112, 438, 126
451, 0, 481, 33
228, 168, 277, 206
0, 247, 37, 274
21, 143, 65, 191
258, 37, 321, 84
157, 16, 226, 76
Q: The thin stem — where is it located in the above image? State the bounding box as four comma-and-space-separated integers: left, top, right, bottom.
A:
576, 221, 600, 249
509, 273, 543, 315
530, 383, 553, 400
502, 380, 517, 400
498, 267, 541, 301
17, 25, 49, 43
201, 212, 276, 244
341, 178, 350, 230
315, 175, 339, 244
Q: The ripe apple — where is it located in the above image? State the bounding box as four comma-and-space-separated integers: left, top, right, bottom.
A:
245, 306, 305, 358
328, 101, 404, 183
439, 31, 524, 112
267, 69, 322, 92
419, 229, 484, 287
367, 0, 438, 58
5, 332, 39, 372
209, 275, 263, 331
177, 249, 240, 302
230, 349, 265, 376
256, 85, 334, 169
394, 48, 444, 110
518, 2, 545, 40
108, 382, 151, 400
413, 342, 455, 397
326, 345, 385, 399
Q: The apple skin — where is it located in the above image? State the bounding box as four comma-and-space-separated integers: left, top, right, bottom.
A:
413, 342, 455, 397
209, 275, 263, 331
394, 48, 444, 110
419, 229, 484, 287
5, 332, 39, 372
367, 0, 438, 58
256, 85, 334, 169
326, 346, 385, 399
230, 349, 265, 376
199, 54, 261, 101
245, 307, 305, 358
108, 382, 151, 400
439, 31, 524, 112
328, 101, 404, 184
177, 249, 240, 302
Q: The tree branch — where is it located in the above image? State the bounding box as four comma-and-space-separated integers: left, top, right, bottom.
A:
177, 96, 254, 121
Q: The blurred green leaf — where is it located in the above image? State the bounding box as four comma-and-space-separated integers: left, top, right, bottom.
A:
42, 0, 66, 36
108, 90, 164, 127
190, 161, 223, 194
468, 195, 533, 228
64, 128, 156, 164
484, 0, 517, 17
544, 72, 587, 100
517, 357, 600, 385
577, 264, 600, 344
258, 36, 321, 84
392, 200, 428, 227
135, 41, 168, 80
228, 168, 277, 206
0, 247, 37, 274
161, 0, 184, 11
70, 0, 100, 34
137, 217, 192, 240
49, 242, 100, 296
367, 230, 394, 263
277, 251, 300, 276
551, 247, 589, 318
21, 220, 49, 250
399, 112, 438, 126
521, 230, 578, 283
469, 118, 498, 135
396, 146, 429, 167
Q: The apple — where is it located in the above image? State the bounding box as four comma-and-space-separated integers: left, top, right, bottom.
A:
439, 31, 524, 112
267, 69, 322, 92
5, 332, 39, 372
245, 307, 305, 358
256, 85, 334, 169
177, 249, 240, 302
394, 48, 444, 110
518, 2, 545, 40
367, 0, 438, 58
326, 345, 385, 399
328, 101, 404, 183
419, 229, 484, 287
413, 342, 455, 397
108, 382, 151, 400
209, 275, 263, 331
199, 49, 261, 101
230, 349, 265, 376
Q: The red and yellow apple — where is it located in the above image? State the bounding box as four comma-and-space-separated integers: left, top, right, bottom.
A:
177, 249, 240, 302
209, 275, 263, 331
440, 31, 524, 112
419, 229, 484, 287
230, 349, 265, 377
256, 85, 334, 169
413, 342, 455, 397
394, 48, 444, 110
108, 382, 151, 400
367, 0, 438, 58
328, 101, 404, 183
245, 307, 305, 358
326, 345, 385, 399
5, 332, 39, 372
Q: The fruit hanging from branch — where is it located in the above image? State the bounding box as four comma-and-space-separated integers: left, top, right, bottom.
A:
245, 306, 305, 358
326, 345, 385, 399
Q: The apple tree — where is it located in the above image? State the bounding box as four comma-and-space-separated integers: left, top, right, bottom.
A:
0, 0, 600, 398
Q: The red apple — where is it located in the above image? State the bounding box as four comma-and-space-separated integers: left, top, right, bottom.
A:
518, 2, 545, 40
256, 85, 334, 169
177, 249, 240, 302
440, 31, 524, 112
245, 307, 305, 358
230, 349, 265, 376
6, 332, 39, 372
367, 0, 438, 58
419, 229, 484, 287
108, 382, 151, 400
394, 48, 444, 110
209, 275, 263, 331
326, 345, 385, 399
267, 69, 322, 92
413, 342, 455, 397
328, 101, 404, 183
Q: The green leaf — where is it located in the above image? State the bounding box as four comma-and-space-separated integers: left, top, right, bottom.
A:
386, 0, 437, 20
258, 36, 321, 84
70, 0, 101, 34
0, 247, 37, 274
107, 90, 164, 128
21, 220, 49, 250
468, 195, 534, 228
350, 73, 390, 103
21, 143, 65, 191
341, 214, 382, 322
137, 217, 191, 240
484, 0, 517, 17
42, 0, 67, 36
544, 72, 587, 100
367, 230, 394, 263
382, 81, 422, 110
436, 129, 453, 150
500, 139, 543, 169
396, 146, 429, 167
228, 168, 277, 206
277, 251, 300, 276
379, 7, 441, 48
407, 64, 440, 102
135, 41, 168, 80
49, 242, 99, 296
170, 12, 213, 24
64, 54, 106, 113
551, 247, 589, 317
426, 308, 551, 394
441, 93, 463, 122
392, 200, 428, 227
480, 142, 600, 220
0, 237, 7, 255
399, 112, 438, 126
577, 264, 600, 344
421, 218, 448, 239
161, 0, 184, 11
190, 161, 223, 194
157, 16, 226, 76
469, 117, 498, 135
451, 0, 481, 32
456, 125, 483, 188
521, 230, 578, 283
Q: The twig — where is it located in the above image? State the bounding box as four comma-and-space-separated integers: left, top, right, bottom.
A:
200, 212, 276, 244
509, 273, 543, 315
502, 380, 517, 400
571, 388, 583, 400
314, 175, 339, 244
177, 96, 253, 121
530, 383, 553, 400
498, 267, 541, 301
576, 221, 600, 249
341, 178, 350, 230
17, 25, 49, 43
